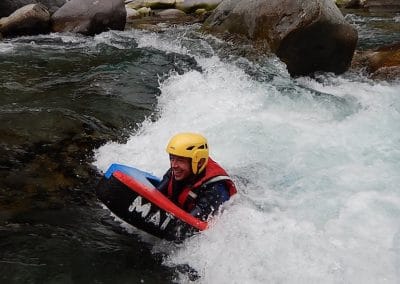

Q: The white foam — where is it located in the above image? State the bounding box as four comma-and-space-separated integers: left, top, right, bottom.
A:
93, 29, 400, 283
0, 42, 15, 53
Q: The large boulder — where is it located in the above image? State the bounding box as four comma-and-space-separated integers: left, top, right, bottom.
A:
51, 0, 126, 35
0, 4, 51, 37
0, 0, 66, 18
204, 0, 358, 76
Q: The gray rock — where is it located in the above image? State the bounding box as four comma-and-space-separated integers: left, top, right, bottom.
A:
0, 0, 36, 18
146, 0, 176, 9
126, 0, 147, 9
0, 4, 50, 37
175, 0, 222, 13
371, 66, 400, 81
126, 7, 141, 21
137, 6, 154, 17
51, 0, 126, 35
204, 0, 358, 76
37, 0, 67, 14
155, 8, 186, 18
0, 0, 66, 18
127, 0, 176, 10
335, 0, 366, 8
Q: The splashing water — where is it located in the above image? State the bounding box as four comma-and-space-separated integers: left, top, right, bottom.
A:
93, 25, 400, 284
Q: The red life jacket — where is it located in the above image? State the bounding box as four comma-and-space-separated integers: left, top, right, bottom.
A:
167, 158, 237, 211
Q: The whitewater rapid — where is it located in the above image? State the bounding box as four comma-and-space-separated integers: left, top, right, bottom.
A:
93, 27, 400, 283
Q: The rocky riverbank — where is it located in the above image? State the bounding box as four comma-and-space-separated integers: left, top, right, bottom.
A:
336, 0, 400, 11
0, 0, 399, 80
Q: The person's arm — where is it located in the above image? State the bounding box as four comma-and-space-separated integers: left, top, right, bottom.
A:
190, 181, 230, 221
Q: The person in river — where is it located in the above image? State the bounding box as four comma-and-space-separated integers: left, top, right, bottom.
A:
157, 132, 237, 222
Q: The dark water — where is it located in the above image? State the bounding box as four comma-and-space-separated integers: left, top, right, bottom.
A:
0, 9, 399, 283
0, 33, 199, 283
1, 207, 174, 283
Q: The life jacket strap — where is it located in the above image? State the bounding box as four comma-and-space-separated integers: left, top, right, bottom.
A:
188, 191, 198, 199
189, 176, 231, 200
179, 175, 233, 210
201, 175, 231, 188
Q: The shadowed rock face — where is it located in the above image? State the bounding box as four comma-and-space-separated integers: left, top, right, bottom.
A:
0, 0, 66, 18
276, 21, 358, 76
0, 0, 35, 18
204, 0, 358, 76
51, 0, 126, 36
0, 4, 51, 37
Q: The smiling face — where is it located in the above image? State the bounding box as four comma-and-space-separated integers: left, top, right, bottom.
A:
169, 155, 192, 181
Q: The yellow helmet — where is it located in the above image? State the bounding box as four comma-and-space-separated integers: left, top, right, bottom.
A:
166, 132, 209, 174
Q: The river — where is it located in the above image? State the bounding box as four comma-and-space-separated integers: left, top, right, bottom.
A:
1, 9, 399, 284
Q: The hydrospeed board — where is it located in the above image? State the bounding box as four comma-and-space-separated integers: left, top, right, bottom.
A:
95, 164, 208, 241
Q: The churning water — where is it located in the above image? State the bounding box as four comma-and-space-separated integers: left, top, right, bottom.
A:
1, 10, 399, 284
94, 24, 400, 283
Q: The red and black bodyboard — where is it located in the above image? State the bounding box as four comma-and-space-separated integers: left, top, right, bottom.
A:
95, 164, 208, 241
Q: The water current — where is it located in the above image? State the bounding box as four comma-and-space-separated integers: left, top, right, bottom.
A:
1, 9, 399, 284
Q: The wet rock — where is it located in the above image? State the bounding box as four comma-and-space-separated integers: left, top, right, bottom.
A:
137, 7, 153, 17
126, 0, 147, 10
126, 8, 141, 21
37, 0, 68, 14
194, 8, 208, 15
364, 0, 400, 12
335, 0, 366, 9
204, 0, 358, 77
0, 1, 66, 18
366, 43, 400, 72
335, 0, 400, 10
352, 42, 400, 81
126, 11, 204, 30
175, 0, 222, 13
0, 114, 109, 210
0, 4, 51, 37
155, 8, 186, 18
127, 0, 176, 9
51, 0, 126, 36
370, 66, 400, 81
0, 0, 36, 18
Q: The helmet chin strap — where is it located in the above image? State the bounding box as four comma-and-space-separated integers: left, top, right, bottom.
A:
194, 158, 206, 175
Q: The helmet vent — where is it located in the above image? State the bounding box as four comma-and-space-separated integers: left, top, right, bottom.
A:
186, 146, 195, 150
